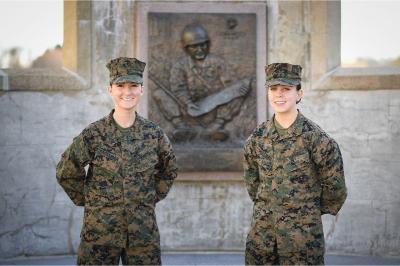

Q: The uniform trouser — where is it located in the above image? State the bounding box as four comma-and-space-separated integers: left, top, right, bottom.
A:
77, 241, 161, 265
245, 239, 324, 265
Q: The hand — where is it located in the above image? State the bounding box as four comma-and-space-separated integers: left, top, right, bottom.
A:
239, 84, 250, 96
187, 102, 199, 111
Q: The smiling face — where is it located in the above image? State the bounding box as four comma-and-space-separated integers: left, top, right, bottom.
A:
267, 84, 303, 115
108, 82, 143, 112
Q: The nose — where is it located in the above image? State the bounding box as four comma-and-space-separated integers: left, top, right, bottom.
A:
276, 88, 284, 96
122, 86, 139, 95
123, 87, 134, 93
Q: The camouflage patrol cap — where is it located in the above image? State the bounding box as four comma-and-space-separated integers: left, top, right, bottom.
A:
265, 63, 302, 86
106, 57, 146, 84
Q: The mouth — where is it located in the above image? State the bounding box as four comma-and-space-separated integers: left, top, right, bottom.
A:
274, 101, 286, 104
121, 97, 135, 101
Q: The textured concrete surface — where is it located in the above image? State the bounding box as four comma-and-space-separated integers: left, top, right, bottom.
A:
1, 253, 400, 265
302, 89, 400, 257
156, 181, 252, 251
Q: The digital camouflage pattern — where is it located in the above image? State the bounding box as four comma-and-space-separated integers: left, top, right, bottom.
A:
56, 110, 177, 264
77, 241, 161, 265
106, 57, 146, 84
244, 112, 347, 265
265, 63, 302, 87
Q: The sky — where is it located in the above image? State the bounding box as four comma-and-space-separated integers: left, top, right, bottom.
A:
0, 0, 63, 67
341, 0, 400, 63
0, 0, 399, 66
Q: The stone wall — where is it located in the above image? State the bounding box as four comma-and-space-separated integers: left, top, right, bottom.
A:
157, 178, 252, 251
0, 0, 399, 259
302, 89, 400, 256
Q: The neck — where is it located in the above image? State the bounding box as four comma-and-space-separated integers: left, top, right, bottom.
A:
113, 107, 136, 128
274, 109, 298, 129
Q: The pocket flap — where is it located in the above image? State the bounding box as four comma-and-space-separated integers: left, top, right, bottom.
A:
134, 153, 159, 172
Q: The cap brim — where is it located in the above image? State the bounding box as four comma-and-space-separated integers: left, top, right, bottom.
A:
184, 38, 209, 47
112, 75, 143, 84
265, 78, 300, 87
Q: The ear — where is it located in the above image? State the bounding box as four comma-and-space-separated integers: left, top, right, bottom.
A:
108, 85, 113, 95
296, 89, 304, 104
298, 88, 304, 97
140, 86, 144, 95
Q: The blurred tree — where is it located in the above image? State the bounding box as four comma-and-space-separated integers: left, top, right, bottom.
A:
8, 47, 23, 69
391, 56, 400, 67
31, 45, 63, 68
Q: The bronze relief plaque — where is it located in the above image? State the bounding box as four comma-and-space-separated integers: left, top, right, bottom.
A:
148, 13, 257, 171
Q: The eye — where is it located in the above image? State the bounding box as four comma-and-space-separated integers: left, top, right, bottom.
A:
130, 84, 140, 89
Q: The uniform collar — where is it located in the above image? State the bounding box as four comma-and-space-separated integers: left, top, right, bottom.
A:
105, 109, 145, 140
264, 110, 306, 142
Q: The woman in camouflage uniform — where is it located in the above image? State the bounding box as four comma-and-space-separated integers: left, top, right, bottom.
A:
56, 57, 177, 265
244, 63, 347, 265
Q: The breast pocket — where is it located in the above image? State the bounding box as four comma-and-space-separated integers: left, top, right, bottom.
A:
285, 152, 312, 185
286, 152, 310, 172
87, 145, 122, 206
125, 139, 159, 200
92, 145, 119, 173
130, 139, 159, 173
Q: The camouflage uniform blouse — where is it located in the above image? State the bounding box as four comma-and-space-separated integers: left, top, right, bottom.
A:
244, 112, 347, 256
56, 110, 178, 248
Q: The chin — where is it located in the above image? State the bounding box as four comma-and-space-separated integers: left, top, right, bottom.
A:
118, 105, 137, 111
272, 105, 285, 112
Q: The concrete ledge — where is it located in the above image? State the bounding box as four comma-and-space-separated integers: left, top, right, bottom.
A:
1, 67, 89, 91
175, 147, 243, 172
314, 66, 400, 91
